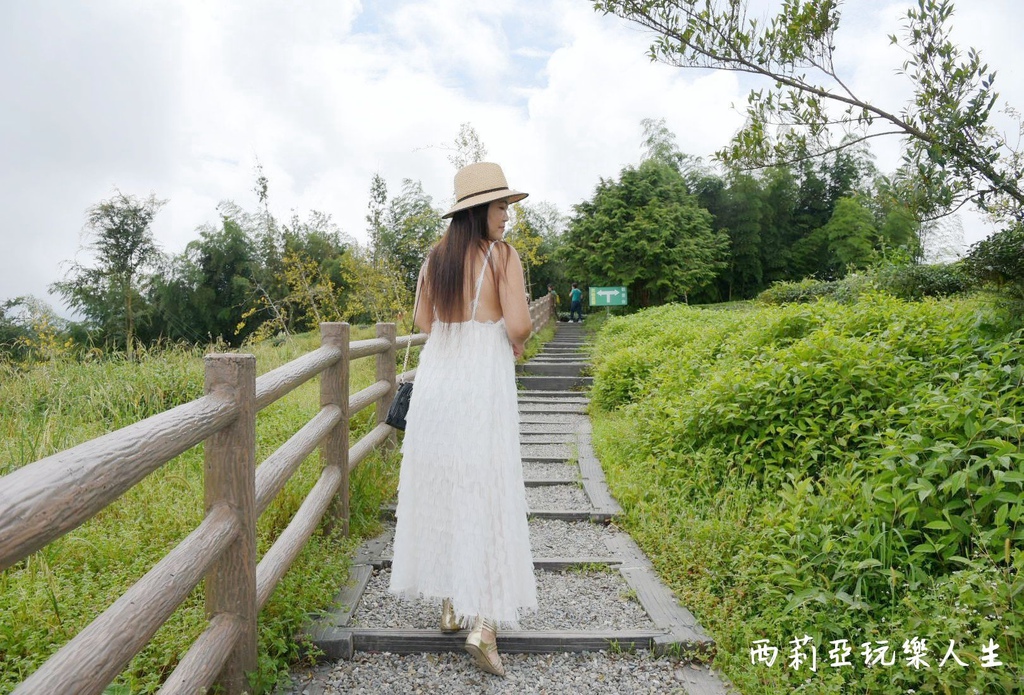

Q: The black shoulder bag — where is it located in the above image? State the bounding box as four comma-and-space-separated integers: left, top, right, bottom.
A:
385, 289, 420, 431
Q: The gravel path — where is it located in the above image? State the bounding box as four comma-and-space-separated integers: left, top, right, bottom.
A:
520, 434, 576, 444
519, 403, 587, 413
279, 651, 721, 695
522, 462, 578, 480
520, 424, 575, 435
351, 568, 652, 631
526, 484, 591, 510
274, 326, 734, 695
521, 443, 574, 459
527, 519, 618, 557
379, 519, 620, 561
519, 413, 586, 425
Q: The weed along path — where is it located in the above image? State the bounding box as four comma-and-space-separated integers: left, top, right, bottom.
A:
279, 322, 733, 694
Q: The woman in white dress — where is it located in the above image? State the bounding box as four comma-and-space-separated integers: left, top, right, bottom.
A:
388, 162, 538, 676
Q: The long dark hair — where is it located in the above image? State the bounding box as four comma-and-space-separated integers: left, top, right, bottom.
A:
424, 203, 507, 323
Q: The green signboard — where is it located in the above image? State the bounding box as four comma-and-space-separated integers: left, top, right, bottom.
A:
589, 286, 628, 307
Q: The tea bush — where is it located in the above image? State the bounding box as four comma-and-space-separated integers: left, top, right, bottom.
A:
964, 222, 1024, 297
757, 263, 973, 307
591, 295, 1023, 693
873, 262, 973, 300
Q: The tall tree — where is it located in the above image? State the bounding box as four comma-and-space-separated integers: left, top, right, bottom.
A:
759, 166, 800, 285
279, 211, 350, 332
506, 203, 549, 300
448, 123, 488, 170
151, 212, 260, 346
824, 197, 878, 272
338, 246, 410, 324
514, 201, 569, 302
718, 173, 764, 300
565, 159, 728, 306
366, 173, 388, 266
379, 180, 445, 293
640, 117, 683, 170
595, 0, 1024, 224
51, 192, 165, 354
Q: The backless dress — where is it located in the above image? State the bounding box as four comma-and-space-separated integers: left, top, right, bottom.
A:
388, 241, 538, 628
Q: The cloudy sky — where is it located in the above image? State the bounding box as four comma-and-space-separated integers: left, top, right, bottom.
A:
2, 0, 1020, 316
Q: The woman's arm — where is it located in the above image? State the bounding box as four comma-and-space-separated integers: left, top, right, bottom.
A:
498, 245, 532, 353
414, 264, 432, 334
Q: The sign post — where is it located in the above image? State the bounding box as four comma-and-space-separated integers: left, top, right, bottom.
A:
589, 286, 628, 317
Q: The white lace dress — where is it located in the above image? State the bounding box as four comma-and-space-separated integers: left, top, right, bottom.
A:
389, 242, 538, 628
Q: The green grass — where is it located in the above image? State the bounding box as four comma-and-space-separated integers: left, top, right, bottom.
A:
521, 318, 556, 363
590, 294, 1023, 694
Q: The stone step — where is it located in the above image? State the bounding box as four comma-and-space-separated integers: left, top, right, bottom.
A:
523, 461, 578, 480
313, 627, 672, 660
521, 443, 573, 459
518, 363, 588, 377
529, 509, 618, 522
526, 483, 591, 510
521, 454, 574, 464
520, 433, 576, 444
519, 417, 585, 427
520, 423, 578, 434
377, 506, 617, 523
524, 477, 579, 487
371, 556, 624, 571
518, 394, 590, 404
518, 389, 591, 399
517, 375, 593, 391
373, 519, 625, 564
306, 539, 714, 661
519, 403, 588, 414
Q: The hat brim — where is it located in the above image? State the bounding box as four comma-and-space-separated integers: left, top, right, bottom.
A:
441, 189, 529, 219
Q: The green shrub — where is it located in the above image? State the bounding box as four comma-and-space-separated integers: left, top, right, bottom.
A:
964, 223, 1024, 297
873, 262, 973, 300
591, 296, 1023, 693
756, 275, 875, 305
759, 263, 974, 307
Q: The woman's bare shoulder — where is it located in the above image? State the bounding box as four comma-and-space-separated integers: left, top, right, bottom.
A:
497, 241, 522, 264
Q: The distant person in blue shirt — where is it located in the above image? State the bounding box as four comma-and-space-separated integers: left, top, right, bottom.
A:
569, 283, 583, 323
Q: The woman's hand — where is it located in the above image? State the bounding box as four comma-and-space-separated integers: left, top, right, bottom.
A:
512, 341, 525, 359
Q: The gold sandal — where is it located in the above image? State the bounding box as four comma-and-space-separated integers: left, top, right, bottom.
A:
441, 598, 460, 633
465, 617, 506, 676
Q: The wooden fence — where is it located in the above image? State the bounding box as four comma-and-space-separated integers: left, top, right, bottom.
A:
0, 293, 554, 694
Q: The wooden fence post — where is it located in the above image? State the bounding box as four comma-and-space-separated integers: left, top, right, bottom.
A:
203, 353, 257, 693
320, 322, 350, 536
376, 322, 397, 447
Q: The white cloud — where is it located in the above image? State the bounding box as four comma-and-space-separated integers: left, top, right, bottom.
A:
1, 0, 1020, 316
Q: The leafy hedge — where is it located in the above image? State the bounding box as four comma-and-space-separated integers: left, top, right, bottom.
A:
590, 295, 1022, 693
964, 223, 1024, 298
756, 263, 972, 306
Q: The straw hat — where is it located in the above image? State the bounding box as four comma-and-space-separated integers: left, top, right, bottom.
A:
442, 162, 528, 218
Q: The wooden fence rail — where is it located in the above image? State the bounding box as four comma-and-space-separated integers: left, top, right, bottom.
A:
0, 293, 554, 694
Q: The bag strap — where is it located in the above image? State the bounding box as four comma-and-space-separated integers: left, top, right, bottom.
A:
400, 267, 423, 381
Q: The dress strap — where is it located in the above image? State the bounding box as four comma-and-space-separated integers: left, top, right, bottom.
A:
470, 241, 499, 321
